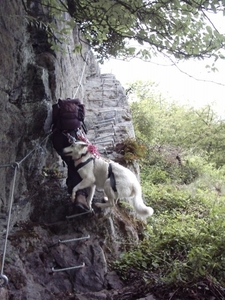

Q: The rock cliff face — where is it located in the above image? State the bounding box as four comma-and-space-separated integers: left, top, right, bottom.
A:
0, 1, 150, 299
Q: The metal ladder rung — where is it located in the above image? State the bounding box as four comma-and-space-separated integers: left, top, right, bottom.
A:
66, 209, 93, 219
52, 262, 85, 272
58, 235, 90, 244
95, 133, 115, 141
93, 118, 115, 127
51, 235, 90, 272
95, 125, 115, 134
96, 139, 114, 146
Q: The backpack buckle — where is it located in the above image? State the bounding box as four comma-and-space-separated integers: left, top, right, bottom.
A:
63, 132, 77, 144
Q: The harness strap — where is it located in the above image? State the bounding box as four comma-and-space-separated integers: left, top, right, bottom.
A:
108, 163, 117, 192
75, 157, 94, 172
74, 151, 89, 162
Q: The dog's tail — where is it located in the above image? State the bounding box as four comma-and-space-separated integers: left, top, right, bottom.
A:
132, 189, 154, 219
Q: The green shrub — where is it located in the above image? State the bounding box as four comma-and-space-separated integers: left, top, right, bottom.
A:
141, 148, 199, 186
142, 184, 206, 215
115, 138, 147, 164
114, 197, 225, 286
115, 152, 225, 287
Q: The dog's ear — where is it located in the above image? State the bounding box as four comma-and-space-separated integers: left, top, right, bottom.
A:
76, 141, 88, 147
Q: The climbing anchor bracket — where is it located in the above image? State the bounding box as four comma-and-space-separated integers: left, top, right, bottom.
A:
52, 262, 85, 272
0, 274, 8, 288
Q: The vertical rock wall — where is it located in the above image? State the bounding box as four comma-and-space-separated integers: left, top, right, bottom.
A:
0, 0, 137, 225
0, 1, 146, 299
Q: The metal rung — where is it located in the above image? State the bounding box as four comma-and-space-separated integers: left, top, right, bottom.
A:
96, 139, 114, 145
59, 235, 90, 244
95, 133, 115, 141
66, 209, 92, 219
95, 135, 115, 141
94, 118, 115, 127
95, 126, 115, 134
97, 118, 115, 124
52, 262, 85, 272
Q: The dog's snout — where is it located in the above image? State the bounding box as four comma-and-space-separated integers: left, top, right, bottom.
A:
63, 147, 72, 156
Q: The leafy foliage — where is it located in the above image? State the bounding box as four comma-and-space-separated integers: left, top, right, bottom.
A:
115, 166, 225, 297
116, 196, 225, 278
113, 81, 225, 298
130, 81, 225, 167
25, 0, 225, 62
114, 138, 147, 164
115, 189, 225, 288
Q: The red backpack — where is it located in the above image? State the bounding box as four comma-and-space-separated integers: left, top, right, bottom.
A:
52, 98, 85, 131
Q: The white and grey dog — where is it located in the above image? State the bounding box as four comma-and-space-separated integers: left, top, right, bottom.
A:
63, 141, 154, 219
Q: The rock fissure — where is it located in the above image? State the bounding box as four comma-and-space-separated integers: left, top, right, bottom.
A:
0, 1, 153, 300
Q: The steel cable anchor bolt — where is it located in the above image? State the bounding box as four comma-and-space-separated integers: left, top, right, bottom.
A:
0, 274, 8, 288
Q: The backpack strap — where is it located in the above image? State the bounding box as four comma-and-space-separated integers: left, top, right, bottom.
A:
108, 163, 117, 192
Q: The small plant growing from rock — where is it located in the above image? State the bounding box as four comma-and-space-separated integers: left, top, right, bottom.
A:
42, 167, 64, 179
115, 138, 147, 164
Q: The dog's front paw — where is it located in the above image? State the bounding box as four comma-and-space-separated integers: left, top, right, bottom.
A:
71, 192, 76, 203
103, 196, 108, 202
103, 192, 108, 202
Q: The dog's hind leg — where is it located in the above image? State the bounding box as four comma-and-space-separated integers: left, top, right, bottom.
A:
95, 180, 115, 208
86, 185, 96, 210
95, 200, 115, 208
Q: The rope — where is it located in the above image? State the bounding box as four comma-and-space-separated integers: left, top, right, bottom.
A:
18, 132, 52, 166
0, 132, 52, 169
0, 48, 92, 281
0, 131, 52, 287
0, 50, 91, 282
0, 164, 18, 277
73, 50, 91, 98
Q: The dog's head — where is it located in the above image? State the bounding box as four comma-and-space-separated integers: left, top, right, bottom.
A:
63, 141, 88, 160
